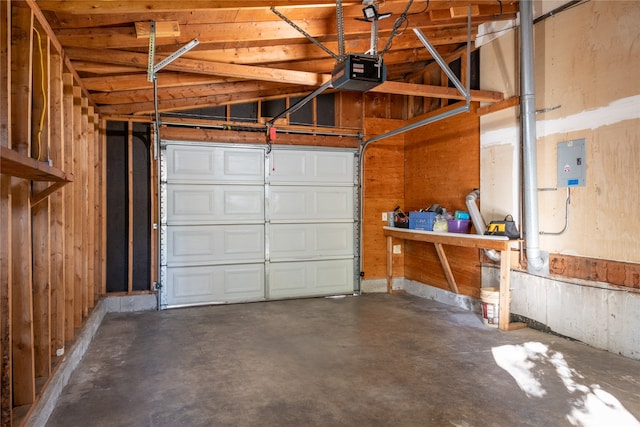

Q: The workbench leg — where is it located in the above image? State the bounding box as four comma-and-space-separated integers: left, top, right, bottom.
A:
434, 243, 459, 294
498, 248, 511, 330
386, 235, 393, 293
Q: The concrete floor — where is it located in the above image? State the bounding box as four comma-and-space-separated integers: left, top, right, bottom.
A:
46, 294, 640, 427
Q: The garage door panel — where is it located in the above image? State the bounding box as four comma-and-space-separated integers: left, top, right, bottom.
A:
269, 259, 354, 298
270, 186, 353, 220
166, 145, 264, 183
270, 150, 354, 184
162, 144, 357, 307
167, 264, 265, 306
167, 225, 264, 266
167, 184, 264, 223
270, 223, 353, 260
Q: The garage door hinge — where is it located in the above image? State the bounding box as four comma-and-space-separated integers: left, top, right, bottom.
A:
154, 281, 162, 290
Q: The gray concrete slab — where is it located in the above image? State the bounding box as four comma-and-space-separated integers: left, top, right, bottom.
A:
45, 294, 640, 427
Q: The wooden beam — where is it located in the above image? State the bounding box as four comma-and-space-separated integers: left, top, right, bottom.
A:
10, 3, 36, 407
477, 96, 519, 116
90, 80, 300, 105
66, 47, 504, 106
50, 7, 516, 49
1, 1, 13, 423
82, 72, 233, 92
62, 73, 75, 342
39, 1, 515, 27
64, 47, 330, 86
181, 27, 472, 66
97, 86, 318, 116
36, 0, 348, 14
372, 81, 503, 103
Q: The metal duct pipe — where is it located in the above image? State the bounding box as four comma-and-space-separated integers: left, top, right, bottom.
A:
520, 0, 544, 272
466, 189, 501, 262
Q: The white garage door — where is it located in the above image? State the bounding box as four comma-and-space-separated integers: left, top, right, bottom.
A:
160, 142, 358, 308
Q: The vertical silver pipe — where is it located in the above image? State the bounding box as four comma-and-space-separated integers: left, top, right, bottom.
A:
520, 0, 544, 271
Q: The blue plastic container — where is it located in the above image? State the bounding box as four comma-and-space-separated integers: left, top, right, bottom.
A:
409, 212, 437, 231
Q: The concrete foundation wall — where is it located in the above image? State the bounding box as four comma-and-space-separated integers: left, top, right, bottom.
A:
483, 266, 640, 360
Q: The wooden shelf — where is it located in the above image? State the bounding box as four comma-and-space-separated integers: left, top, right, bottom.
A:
383, 226, 524, 331
1, 146, 74, 206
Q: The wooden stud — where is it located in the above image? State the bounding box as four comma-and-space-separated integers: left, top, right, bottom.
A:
1, 2, 13, 423
499, 247, 511, 331
10, 4, 36, 407
100, 119, 107, 296
31, 22, 52, 380
128, 121, 134, 293
49, 50, 65, 357
86, 106, 95, 309
72, 85, 83, 328
62, 73, 75, 342
81, 96, 89, 318
93, 114, 102, 301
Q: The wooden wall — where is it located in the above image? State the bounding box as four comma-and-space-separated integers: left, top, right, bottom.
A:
1, 4, 105, 425
403, 103, 482, 297
361, 117, 406, 280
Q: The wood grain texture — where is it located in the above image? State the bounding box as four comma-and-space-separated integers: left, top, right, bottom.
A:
361, 118, 405, 280
31, 28, 51, 380
62, 74, 75, 342
72, 86, 83, 328
549, 254, 640, 290
1, 2, 12, 423
49, 50, 65, 356
10, 4, 36, 406
403, 103, 481, 297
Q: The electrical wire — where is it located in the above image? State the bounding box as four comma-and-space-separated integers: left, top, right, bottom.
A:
33, 26, 47, 161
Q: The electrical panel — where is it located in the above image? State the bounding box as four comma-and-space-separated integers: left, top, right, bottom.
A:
557, 138, 586, 187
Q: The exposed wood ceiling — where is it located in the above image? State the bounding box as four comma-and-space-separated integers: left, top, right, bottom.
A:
34, 0, 519, 119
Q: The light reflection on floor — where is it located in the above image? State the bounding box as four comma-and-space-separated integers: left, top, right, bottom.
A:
492, 342, 640, 427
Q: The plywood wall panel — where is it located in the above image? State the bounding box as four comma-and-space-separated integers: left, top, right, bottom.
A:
480, 1, 640, 265
362, 118, 405, 279
402, 104, 481, 297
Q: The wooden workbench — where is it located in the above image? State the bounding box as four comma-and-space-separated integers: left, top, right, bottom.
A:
384, 226, 524, 331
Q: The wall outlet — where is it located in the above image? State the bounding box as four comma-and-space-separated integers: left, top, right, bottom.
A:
393, 244, 401, 254
382, 212, 388, 221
